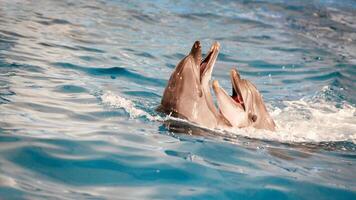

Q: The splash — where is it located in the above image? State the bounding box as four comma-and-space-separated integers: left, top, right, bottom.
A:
269, 85, 356, 143
273, 99, 355, 143
101, 91, 161, 121
221, 99, 356, 143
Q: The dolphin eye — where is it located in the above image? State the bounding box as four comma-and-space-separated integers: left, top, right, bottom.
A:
249, 114, 257, 122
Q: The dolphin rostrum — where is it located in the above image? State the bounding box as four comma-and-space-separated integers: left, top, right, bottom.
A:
159, 41, 276, 131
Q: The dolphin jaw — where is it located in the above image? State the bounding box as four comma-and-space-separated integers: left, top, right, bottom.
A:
230, 69, 246, 111
200, 51, 212, 77
200, 42, 220, 81
212, 80, 248, 127
189, 41, 220, 82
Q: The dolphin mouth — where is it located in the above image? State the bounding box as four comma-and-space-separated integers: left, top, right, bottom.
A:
199, 42, 220, 79
230, 69, 245, 111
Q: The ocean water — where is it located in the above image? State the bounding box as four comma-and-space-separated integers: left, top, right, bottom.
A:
0, 0, 355, 199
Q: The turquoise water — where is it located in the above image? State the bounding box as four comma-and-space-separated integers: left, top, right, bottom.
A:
0, 0, 356, 199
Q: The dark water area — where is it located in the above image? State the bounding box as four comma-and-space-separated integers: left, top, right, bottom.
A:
0, 0, 355, 199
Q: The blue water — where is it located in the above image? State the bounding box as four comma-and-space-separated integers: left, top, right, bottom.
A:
0, 0, 356, 199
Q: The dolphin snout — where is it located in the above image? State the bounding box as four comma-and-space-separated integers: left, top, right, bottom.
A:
210, 41, 220, 51
230, 68, 241, 81
212, 80, 220, 91
190, 41, 202, 64
194, 40, 201, 49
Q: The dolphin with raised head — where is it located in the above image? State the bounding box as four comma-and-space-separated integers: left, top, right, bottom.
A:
212, 69, 276, 131
158, 41, 228, 129
159, 41, 276, 131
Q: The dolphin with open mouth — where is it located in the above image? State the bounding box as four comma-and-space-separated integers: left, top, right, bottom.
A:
158, 41, 227, 129
212, 69, 276, 131
159, 41, 276, 131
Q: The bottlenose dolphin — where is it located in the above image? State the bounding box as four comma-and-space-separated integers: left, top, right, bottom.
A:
212, 69, 276, 131
158, 41, 227, 129
159, 41, 276, 131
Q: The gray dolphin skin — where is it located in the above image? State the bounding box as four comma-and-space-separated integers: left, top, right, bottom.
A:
212, 69, 276, 131
159, 41, 276, 131
158, 41, 226, 129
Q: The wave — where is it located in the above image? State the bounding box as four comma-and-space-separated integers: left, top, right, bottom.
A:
53, 62, 166, 87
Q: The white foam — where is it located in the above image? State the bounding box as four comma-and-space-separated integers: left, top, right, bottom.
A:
101, 91, 160, 121
221, 99, 356, 143
272, 99, 355, 143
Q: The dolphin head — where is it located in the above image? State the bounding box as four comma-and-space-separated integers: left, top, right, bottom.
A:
159, 41, 220, 123
212, 69, 276, 131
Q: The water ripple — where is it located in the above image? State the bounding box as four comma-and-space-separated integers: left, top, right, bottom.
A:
0, 0, 356, 199
53, 62, 166, 86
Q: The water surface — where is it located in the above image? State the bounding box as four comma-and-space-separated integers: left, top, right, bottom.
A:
0, 0, 355, 199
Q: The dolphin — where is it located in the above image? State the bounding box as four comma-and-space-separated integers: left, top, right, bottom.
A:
212, 69, 276, 131
159, 41, 276, 131
158, 41, 228, 129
